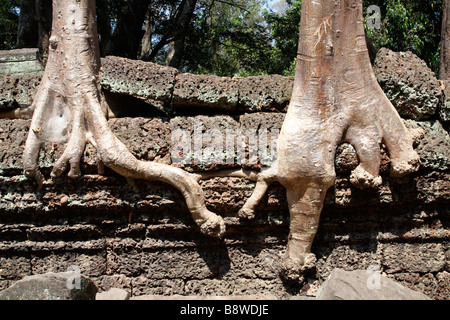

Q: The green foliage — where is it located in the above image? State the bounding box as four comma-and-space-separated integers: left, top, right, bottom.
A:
182, 0, 272, 76
264, 0, 301, 76
364, 0, 443, 73
182, 0, 301, 76
0, 0, 20, 49
0, 0, 443, 76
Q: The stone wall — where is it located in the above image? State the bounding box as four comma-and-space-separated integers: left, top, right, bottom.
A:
0, 48, 449, 299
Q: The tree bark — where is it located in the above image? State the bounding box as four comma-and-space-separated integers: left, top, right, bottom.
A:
104, 0, 149, 59
16, 0, 52, 65
23, 0, 225, 238
145, 0, 190, 62
16, 0, 39, 48
234, 0, 420, 281
139, 0, 156, 60
95, 0, 112, 57
165, 0, 197, 68
441, 0, 449, 79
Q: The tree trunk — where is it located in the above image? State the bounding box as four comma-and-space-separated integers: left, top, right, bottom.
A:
35, 0, 52, 65
16, 0, 39, 48
139, 0, 156, 60
145, 0, 191, 62
165, 0, 197, 68
95, 0, 113, 57
441, 0, 449, 79
23, 0, 225, 238
235, 0, 420, 281
104, 0, 149, 59
16, 0, 52, 66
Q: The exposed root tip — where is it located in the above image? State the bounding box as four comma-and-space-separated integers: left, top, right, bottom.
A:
390, 152, 421, 178
198, 214, 226, 239
68, 167, 82, 179
408, 127, 425, 147
238, 207, 256, 220
24, 169, 45, 191
279, 253, 317, 283
51, 165, 67, 179
350, 166, 382, 190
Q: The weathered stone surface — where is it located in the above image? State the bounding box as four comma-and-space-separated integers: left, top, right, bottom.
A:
404, 120, 450, 171
0, 255, 31, 281
173, 73, 239, 111
110, 117, 172, 164
169, 115, 241, 172
131, 294, 278, 300
381, 243, 446, 274
0, 119, 31, 174
1, 116, 448, 214
100, 56, 178, 106
0, 74, 42, 110
316, 268, 431, 300
131, 278, 185, 297
0, 272, 98, 300
0, 49, 44, 76
237, 75, 294, 112
415, 171, 450, 204
0, 48, 449, 300
390, 272, 450, 300
2, 49, 447, 119
374, 48, 442, 120
31, 252, 107, 278
96, 288, 130, 300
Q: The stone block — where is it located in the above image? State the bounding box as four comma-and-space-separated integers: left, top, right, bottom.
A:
381, 243, 446, 274
173, 73, 239, 111
238, 75, 294, 112
100, 56, 178, 105
404, 120, 450, 171
316, 268, 431, 300
96, 288, 130, 300
0, 74, 42, 110
440, 80, 450, 122
131, 277, 185, 297
0, 272, 98, 300
0, 49, 44, 75
374, 48, 442, 120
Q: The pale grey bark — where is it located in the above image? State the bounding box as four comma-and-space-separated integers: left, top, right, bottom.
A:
16, 0, 39, 48
21, 0, 420, 283
165, 0, 197, 68
204, 0, 420, 281
23, 0, 225, 238
140, 1, 156, 60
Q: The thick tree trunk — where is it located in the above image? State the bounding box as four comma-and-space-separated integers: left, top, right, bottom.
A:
16, 0, 39, 48
235, 0, 420, 281
165, 0, 197, 68
139, 0, 156, 60
441, 0, 450, 79
145, 0, 192, 63
16, 0, 52, 66
104, 0, 149, 59
23, 0, 225, 238
95, 0, 113, 57
34, 0, 52, 65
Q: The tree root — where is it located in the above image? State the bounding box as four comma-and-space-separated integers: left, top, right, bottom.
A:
278, 253, 317, 283
22, 0, 225, 239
